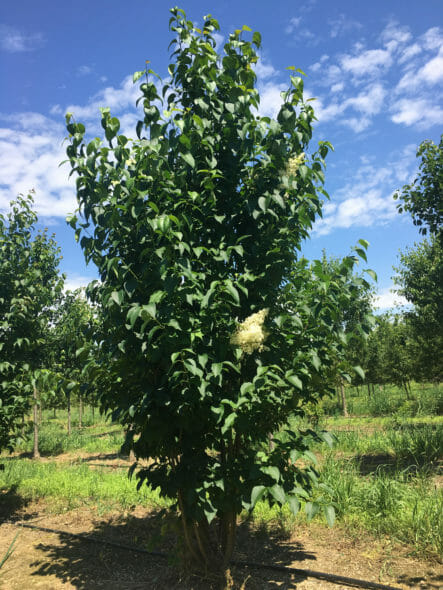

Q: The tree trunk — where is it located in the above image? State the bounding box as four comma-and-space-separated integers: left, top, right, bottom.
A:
67, 392, 71, 435
78, 395, 83, 428
367, 383, 371, 398
33, 386, 40, 459
91, 404, 95, 422
53, 407, 57, 418
178, 490, 236, 585
268, 432, 275, 452
339, 380, 348, 417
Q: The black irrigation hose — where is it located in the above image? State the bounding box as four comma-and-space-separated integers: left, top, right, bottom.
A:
10, 521, 403, 590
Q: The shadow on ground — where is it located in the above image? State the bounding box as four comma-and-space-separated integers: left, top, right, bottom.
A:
0, 484, 35, 524
397, 571, 443, 589
30, 511, 314, 589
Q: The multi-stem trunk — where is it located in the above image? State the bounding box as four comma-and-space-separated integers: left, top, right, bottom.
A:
33, 386, 40, 459
178, 492, 236, 586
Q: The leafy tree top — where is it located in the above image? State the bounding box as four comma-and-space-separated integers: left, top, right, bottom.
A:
395, 134, 443, 239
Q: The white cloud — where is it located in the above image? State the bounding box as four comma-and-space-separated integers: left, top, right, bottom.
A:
314, 146, 417, 236
77, 65, 93, 76
329, 14, 362, 39
379, 21, 411, 53
331, 82, 344, 93
0, 112, 76, 217
391, 97, 443, 129
398, 43, 421, 65
0, 24, 44, 52
345, 83, 386, 115
66, 74, 140, 120
256, 81, 286, 118
372, 287, 409, 310
421, 26, 443, 51
340, 48, 392, 77
421, 48, 443, 84
64, 273, 94, 292
285, 17, 301, 35
254, 57, 277, 80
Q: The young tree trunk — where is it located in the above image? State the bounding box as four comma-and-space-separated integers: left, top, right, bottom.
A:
67, 392, 71, 435
53, 407, 57, 418
78, 395, 83, 428
367, 383, 371, 398
91, 404, 95, 422
339, 380, 348, 417
33, 386, 40, 459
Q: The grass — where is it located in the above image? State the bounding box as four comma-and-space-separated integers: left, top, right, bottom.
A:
0, 458, 171, 515
1, 392, 442, 560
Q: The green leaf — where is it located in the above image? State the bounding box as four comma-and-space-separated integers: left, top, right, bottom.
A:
365, 269, 378, 281
261, 465, 280, 482
287, 374, 303, 390
269, 484, 286, 504
111, 290, 124, 306
250, 485, 266, 507
141, 303, 156, 319
353, 365, 365, 380
252, 31, 262, 47
181, 152, 195, 168
323, 504, 335, 527
133, 70, 145, 83
305, 502, 319, 521
221, 412, 236, 434
225, 282, 240, 305
287, 496, 300, 516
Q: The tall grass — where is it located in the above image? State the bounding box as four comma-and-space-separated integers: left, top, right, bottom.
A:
0, 459, 171, 514
317, 454, 442, 557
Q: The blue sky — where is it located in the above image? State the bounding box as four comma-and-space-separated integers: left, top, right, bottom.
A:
1, 0, 442, 309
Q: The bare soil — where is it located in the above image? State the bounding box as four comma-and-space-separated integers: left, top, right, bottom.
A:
1, 496, 441, 589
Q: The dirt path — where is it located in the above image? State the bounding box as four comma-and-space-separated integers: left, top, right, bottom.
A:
0, 504, 441, 589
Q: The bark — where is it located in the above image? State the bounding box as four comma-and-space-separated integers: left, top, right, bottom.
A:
178, 490, 236, 586
268, 432, 275, 452
67, 392, 71, 435
33, 386, 40, 459
339, 380, 348, 417
78, 395, 83, 428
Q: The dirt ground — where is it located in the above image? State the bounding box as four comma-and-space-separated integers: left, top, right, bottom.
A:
0, 494, 441, 590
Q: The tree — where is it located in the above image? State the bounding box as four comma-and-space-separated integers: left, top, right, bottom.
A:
65, 8, 369, 580
394, 134, 443, 384
394, 134, 442, 239
49, 289, 97, 432
394, 237, 443, 383
0, 193, 64, 453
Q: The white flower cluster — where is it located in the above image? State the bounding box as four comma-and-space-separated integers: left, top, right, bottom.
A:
285, 152, 305, 177
230, 309, 269, 354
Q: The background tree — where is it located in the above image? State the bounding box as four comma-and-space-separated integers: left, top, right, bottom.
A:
394, 134, 442, 239
65, 8, 370, 580
0, 193, 64, 454
49, 289, 97, 432
394, 238, 442, 384
394, 134, 443, 385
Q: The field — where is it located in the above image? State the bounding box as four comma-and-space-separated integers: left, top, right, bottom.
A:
1, 385, 442, 589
